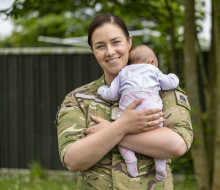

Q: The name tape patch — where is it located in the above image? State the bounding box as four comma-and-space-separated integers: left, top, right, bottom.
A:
174, 90, 191, 111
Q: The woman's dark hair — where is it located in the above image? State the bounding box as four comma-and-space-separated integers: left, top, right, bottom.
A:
88, 13, 130, 47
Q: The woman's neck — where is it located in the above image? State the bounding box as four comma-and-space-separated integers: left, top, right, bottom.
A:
105, 74, 116, 86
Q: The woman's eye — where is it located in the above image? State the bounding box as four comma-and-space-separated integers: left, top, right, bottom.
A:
113, 41, 120, 45
96, 45, 104, 49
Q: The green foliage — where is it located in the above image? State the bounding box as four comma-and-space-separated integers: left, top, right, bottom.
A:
174, 178, 198, 190
0, 13, 91, 47
28, 161, 47, 181
171, 151, 194, 175
0, 170, 76, 190
0, 169, 196, 190
0, 0, 184, 43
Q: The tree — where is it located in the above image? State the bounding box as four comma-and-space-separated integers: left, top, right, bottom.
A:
184, 0, 220, 189
0, 14, 91, 47
212, 0, 220, 189
184, 0, 210, 189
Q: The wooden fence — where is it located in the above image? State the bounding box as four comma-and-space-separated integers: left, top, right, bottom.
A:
0, 48, 102, 170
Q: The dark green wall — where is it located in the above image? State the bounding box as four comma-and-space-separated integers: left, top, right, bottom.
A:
0, 48, 102, 169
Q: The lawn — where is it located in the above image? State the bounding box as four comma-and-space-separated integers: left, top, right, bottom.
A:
0, 169, 77, 190
0, 169, 197, 190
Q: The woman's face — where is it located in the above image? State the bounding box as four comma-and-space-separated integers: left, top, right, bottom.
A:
91, 23, 132, 83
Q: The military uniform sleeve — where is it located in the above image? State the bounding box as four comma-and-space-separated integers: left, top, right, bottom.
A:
56, 92, 86, 167
160, 87, 193, 150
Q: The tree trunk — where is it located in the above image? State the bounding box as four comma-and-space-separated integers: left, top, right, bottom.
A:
164, 0, 177, 73
206, 0, 217, 179
184, 0, 210, 189
212, 0, 220, 189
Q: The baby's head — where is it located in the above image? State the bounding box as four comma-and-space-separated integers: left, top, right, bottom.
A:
128, 45, 158, 67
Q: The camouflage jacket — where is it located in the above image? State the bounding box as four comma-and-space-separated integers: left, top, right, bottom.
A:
56, 75, 193, 190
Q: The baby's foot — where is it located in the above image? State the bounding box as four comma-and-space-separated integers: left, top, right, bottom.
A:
154, 158, 167, 180
126, 160, 138, 177
155, 170, 167, 181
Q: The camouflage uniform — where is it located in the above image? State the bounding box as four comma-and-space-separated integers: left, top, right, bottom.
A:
56, 75, 193, 190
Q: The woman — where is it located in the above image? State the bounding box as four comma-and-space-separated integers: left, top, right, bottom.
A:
56, 13, 193, 189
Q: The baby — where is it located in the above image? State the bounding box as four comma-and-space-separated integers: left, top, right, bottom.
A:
97, 44, 179, 180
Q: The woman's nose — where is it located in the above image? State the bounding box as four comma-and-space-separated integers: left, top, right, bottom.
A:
105, 45, 115, 56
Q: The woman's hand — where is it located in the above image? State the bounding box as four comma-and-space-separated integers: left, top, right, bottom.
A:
116, 99, 165, 134
85, 115, 111, 136
85, 99, 164, 136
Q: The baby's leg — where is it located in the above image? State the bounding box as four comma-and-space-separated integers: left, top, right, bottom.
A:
118, 146, 138, 177
154, 158, 167, 180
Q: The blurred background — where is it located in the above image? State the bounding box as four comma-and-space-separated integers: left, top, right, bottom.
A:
0, 0, 219, 190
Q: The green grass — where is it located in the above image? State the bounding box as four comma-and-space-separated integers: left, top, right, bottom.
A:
0, 170, 77, 190
0, 170, 197, 190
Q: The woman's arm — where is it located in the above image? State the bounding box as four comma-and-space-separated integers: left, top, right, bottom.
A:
86, 117, 186, 160
63, 99, 164, 172
118, 127, 187, 159
64, 119, 124, 172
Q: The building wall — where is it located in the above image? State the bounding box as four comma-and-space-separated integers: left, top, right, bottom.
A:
0, 48, 103, 169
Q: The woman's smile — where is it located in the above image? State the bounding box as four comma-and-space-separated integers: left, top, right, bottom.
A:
106, 57, 120, 64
